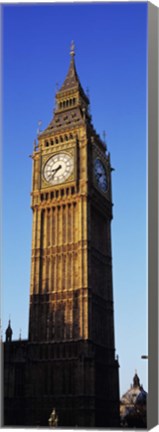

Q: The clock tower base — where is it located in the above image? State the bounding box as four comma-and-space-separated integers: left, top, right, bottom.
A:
4, 339, 119, 427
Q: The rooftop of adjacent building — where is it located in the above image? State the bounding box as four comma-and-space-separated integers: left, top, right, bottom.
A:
120, 371, 147, 407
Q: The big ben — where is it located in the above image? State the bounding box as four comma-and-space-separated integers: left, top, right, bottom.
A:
4, 43, 120, 427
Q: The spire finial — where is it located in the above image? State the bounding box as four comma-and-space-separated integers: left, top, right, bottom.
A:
5, 319, 13, 342
133, 370, 140, 388
70, 40, 75, 57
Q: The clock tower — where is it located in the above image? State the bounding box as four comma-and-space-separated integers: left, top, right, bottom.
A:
28, 43, 119, 426
4, 43, 119, 428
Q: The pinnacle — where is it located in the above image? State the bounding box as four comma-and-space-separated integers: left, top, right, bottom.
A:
59, 48, 79, 93
57, 43, 88, 104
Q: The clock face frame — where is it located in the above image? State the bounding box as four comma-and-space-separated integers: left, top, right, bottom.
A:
94, 158, 107, 192
43, 152, 74, 186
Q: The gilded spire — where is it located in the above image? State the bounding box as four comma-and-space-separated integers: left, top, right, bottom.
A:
57, 41, 88, 104
40, 42, 90, 136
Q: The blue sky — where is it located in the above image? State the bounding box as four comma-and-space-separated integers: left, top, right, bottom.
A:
2, 3, 148, 396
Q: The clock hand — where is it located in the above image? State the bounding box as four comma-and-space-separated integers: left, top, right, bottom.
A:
51, 165, 62, 178
48, 165, 62, 181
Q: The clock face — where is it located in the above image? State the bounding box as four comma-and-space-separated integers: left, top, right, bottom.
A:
94, 158, 107, 192
43, 153, 74, 185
